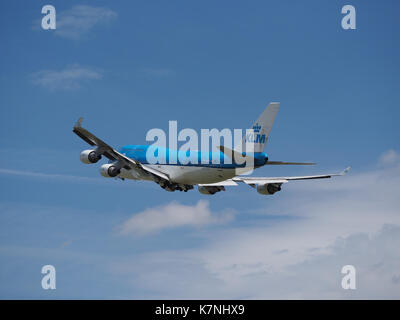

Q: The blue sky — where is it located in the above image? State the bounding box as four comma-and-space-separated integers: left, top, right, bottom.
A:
0, 0, 399, 299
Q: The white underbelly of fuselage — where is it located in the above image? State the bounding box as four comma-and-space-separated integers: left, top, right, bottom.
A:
119, 164, 254, 185
149, 165, 253, 184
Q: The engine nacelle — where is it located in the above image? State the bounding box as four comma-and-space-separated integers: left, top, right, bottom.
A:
80, 149, 102, 164
198, 186, 225, 195
256, 183, 282, 195
100, 164, 121, 178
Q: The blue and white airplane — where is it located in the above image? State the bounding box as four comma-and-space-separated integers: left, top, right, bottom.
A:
73, 102, 350, 195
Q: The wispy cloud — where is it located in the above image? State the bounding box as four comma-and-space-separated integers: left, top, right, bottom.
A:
29, 64, 102, 90
118, 200, 234, 236
0, 168, 101, 183
54, 5, 117, 39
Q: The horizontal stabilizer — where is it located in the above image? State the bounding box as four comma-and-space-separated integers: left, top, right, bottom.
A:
266, 161, 316, 165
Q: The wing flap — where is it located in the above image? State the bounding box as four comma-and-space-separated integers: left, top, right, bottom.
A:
234, 178, 288, 185
198, 179, 238, 187
140, 164, 170, 181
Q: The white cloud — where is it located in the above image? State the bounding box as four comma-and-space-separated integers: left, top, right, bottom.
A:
30, 64, 102, 90
4, 149, 398, 298
54, 5, 117, 39
378, 149, 400, 167
118, 200, 234, 236
111, 224, 400, 299
110, 149, 400, 298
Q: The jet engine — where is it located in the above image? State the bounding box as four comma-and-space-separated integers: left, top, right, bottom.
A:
198, 186, 225, 195
100, 164, 121, 178
256, 183, 282, 195
80, 149, 102, 164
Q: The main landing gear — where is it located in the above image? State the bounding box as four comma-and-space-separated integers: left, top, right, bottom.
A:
159, 182, 194, 192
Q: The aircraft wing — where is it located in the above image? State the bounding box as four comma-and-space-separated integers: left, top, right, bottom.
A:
198, 167, 351, 188
73, 118, 170, 182
234, 166, 351, 185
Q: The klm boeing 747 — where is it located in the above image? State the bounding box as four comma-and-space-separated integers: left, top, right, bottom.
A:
73, 102, 350, 195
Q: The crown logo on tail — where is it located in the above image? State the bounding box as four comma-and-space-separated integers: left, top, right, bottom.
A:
252, 123, 261, 133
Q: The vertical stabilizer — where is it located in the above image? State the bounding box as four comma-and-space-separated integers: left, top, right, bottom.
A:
238, 102, 280, 153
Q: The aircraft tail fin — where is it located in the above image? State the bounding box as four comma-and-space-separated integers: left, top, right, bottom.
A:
237, 102, 280, 153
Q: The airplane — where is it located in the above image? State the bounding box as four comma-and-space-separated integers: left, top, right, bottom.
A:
73, 102, 350, 195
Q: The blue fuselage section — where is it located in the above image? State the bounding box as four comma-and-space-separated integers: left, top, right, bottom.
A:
119, 145, 268, 168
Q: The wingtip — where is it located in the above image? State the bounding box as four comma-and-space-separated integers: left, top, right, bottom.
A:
74, 117, 83, 128
341, 166, 352, 175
